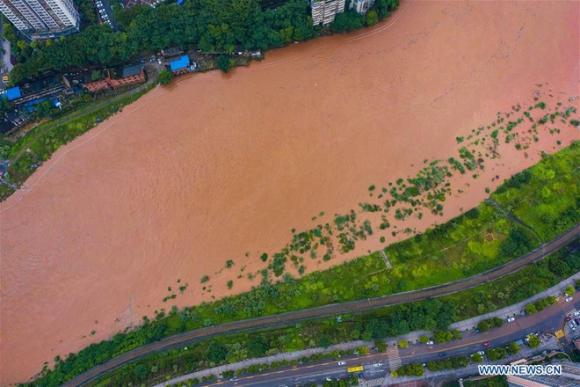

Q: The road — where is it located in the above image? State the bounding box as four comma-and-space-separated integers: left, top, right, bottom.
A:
65, 224, 579, 386
210, 296, 580, 387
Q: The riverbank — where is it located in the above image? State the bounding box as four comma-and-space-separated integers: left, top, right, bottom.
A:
65, 243, 580, 386
1, 1, 578, 383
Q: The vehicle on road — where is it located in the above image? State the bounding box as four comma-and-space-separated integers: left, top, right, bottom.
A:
507, 316, 516, 323
373, 363, 384, 367
565, 296, 573, 302
426, 340, 434, 345
483, 341, 491, 348
347, 365, 364, 373
337, 361, 346, 366
568, 321, 576, 330
574, 311, 580, 317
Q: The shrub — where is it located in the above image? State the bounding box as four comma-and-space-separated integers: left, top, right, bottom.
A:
158, 69, 173, 85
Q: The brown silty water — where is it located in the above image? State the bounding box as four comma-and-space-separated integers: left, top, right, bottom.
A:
1, 0, 579, 384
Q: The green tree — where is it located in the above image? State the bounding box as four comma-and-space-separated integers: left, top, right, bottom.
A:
365, 10, 379, 26
206, 341, 228, 363
159, 69, 174, 85
375, 339, 387, 352
527, 334, 540, 348
506, 342, 520, 355
217, 55, 232, 73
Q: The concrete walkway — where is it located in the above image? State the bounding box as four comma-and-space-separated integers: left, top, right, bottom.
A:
156, 271, 579, 386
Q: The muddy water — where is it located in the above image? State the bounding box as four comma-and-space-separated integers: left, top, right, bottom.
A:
1, 0, 579, 383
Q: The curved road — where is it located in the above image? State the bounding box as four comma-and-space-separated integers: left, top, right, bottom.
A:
66, 224, 580, 386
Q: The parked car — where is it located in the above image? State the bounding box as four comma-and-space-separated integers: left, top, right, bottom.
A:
574, 318, 580, 326
507, 316, 515, 323
568, 321, 576, 330
565, 296, 573, 302
426, 340, 434, 345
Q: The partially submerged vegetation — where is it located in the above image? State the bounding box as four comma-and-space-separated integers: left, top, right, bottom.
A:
33, 244, 579, 386
25, 140, 579, 385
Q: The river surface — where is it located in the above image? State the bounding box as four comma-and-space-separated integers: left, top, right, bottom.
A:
1, 0, 579, 384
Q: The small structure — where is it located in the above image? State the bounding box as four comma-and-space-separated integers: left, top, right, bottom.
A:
350, 0, 375, 14
161, 47, 183, 58
83, 64, 146, 93
169, 55, 191, 75
4, 86, 22, 101
123, 0, 162, 8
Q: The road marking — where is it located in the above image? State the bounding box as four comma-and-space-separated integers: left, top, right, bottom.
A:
386, 345, 401, 371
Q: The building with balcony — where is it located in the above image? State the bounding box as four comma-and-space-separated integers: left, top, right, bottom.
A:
311, 0, 345, 26
0, 0, 79, 39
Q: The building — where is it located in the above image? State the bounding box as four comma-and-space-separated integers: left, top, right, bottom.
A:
311, 0, 345, 26
3, 86, 21, 101
168, 55, 191, 75
350, 0, 374, 14
0, 0, 79, 39
84, 64, 146, 93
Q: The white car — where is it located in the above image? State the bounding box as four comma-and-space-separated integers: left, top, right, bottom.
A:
477, 351, 485, 356
574, 311, 580, 317
569, 321, 576, 330
373, 363, 384, 367
507, 316, 515, 323
426, 340, 434, 345
337, 361, 346, 366
565, 296, 573, 302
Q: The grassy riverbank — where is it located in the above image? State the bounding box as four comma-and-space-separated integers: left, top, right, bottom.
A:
0, 73, 157, 200
25, 142, 579, 386
63, 245, 580, 386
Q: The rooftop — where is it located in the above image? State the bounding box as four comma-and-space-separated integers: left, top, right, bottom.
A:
169, 55, 190, 72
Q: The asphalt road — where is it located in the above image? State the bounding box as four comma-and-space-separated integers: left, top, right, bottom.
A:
214, 296, 580, 387
65, 224, 580, 386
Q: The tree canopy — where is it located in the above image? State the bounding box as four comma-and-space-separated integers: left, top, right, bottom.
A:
9, 0, 400, 83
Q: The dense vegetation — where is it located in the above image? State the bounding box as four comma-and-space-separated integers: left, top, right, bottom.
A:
28, 239, 580, 385
491, 144, 579, 241
7, 0, 399, 83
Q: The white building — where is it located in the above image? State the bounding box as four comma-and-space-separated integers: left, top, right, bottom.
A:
350, 0, 375, 14
311, 0, 346, 26
0, 0, 79, 39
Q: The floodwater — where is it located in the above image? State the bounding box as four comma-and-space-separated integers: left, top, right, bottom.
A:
1, 0, 579, 384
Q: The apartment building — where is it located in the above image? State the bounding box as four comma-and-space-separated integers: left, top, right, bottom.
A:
311, 0, 346, 26
0, 0, 79, 39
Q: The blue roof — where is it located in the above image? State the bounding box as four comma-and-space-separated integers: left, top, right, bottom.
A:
169, 55, 190, 72
176, 0, 184, 5
5, 86, 21, 101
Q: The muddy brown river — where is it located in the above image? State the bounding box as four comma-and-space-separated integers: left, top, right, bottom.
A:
1, 0, 579, 384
